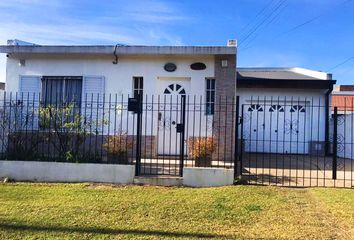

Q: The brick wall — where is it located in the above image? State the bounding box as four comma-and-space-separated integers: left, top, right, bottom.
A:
213, 54, 237, 162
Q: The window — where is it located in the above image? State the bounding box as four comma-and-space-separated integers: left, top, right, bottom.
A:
133, 77, 143, 98
206, 78, 215, 115
40, 76, 83, 130
290, 105, 306, 113
41, 76, 82, 106
269, 105, 284, 112
248, 104, 263, 112
163, 84, 186, 95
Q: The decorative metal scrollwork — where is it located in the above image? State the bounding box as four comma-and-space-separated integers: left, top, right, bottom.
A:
146, 104, 153, 111
337, 115, 345, 126
242, 113, 250, 124
329, 134, 345, 153
158, 117, 171, 130
207, 116, 214, 133
284, 119, 299, 135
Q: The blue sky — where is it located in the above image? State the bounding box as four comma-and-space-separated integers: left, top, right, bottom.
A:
0, 0, 353, 84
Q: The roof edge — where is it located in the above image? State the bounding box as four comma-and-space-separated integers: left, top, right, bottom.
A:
238, 67, 331, 80
0, 45, 236, 55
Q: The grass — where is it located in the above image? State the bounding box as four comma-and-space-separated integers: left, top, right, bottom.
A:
0, 183, 353, 239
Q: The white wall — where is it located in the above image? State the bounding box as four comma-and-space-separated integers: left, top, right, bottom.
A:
0, 161, 135, 184
5, 54, 215, 96
183, 167, 234, 187
4, 55, 216, 143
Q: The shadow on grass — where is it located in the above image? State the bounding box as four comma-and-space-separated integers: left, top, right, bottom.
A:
240, 170, 295, 185
0, 222, 227, 239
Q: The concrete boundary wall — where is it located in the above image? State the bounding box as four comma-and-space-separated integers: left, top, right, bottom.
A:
0, 161, 135, 184
183, 167, 234, 187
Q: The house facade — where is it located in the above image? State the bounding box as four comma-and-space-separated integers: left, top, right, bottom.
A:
0, 42, 339, 159
4, 40, 354, 188
2, 45, 236, 97
0, 42, 236, 160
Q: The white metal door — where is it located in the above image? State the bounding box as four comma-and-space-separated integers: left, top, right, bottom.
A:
244, 103, 308, 154
157, 79, 190, 155
244, 104, 265, 152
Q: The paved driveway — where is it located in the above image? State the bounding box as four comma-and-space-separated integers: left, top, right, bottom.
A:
242, 153, 354, 187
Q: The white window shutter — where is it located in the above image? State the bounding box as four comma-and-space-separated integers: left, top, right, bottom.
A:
82, 76, 105, 100
18, 76, 41, 130
19, 76, 41, 94
82, 76, 105, 132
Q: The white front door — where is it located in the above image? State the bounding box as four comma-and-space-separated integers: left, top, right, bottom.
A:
157, 78, 190, 155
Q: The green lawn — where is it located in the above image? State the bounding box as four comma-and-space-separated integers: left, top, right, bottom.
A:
0, 183, 353, 239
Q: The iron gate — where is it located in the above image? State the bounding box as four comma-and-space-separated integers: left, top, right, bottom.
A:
238, 97, 354, 188
133, 95, 187, 176
133, 94, 237, 176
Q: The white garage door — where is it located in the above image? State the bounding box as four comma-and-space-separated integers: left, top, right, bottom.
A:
243, 103, 308, 154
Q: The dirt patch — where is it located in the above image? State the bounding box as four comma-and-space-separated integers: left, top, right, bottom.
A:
85, 183, 132, 189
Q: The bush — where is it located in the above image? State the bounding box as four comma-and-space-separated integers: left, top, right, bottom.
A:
188, 137, 216, 167
102, 132, 133, 164
39, 103, 107, 162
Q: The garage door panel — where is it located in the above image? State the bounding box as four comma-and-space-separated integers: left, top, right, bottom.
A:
243, 103, 309, 154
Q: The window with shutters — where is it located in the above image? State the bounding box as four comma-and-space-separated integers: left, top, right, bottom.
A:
206, 78, 215, 115
41, 76, 83, 106
133, 77, 143, 98
40, 76, 83, 130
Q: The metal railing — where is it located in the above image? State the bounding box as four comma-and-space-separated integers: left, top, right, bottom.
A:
0, 92, 238, 176
1, 92, 353, 187
238, 97, 354, 188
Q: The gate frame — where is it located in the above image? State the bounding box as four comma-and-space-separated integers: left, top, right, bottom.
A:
135, 94, 187, 177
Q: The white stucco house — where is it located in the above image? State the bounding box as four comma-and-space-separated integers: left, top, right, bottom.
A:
0, 40, 237, 161
0, 40, 337, 162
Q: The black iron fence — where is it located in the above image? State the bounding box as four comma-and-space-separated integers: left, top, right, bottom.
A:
0, 92, 237, 177
238, 97, 354, 188
1, 92, 353, 188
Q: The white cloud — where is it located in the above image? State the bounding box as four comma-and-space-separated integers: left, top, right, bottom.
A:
0, 0, 187, 45
0, 0, 188, 83
124, 0, 189, 24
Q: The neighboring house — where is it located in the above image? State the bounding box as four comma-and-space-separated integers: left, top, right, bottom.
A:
332, 85, 354, 114
237, 68, 336, 155
330, 85, 354, 160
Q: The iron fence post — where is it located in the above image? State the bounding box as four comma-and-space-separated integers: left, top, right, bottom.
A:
135, 94, 142, 176
332, 107, 338, 180
239, 104, 244, 179
234, 96, 240, 179
179, 95, 186, 177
